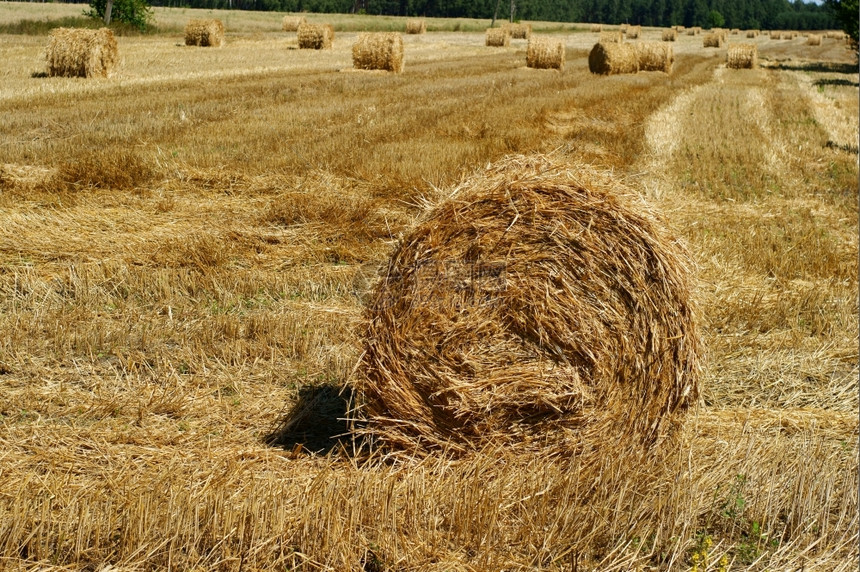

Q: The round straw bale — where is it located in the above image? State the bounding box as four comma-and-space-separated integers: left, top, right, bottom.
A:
620, 24, 629, 33
46, 27, 118, 78
356, 155, 701, 455
485, 27, 511, 47
726, 43, 757, 69
769, 30, 781, 40
297, 22, 333, 49
507, 22, 532, 39
599, 30, 623, 43
352, 32, 404, 73
282, 15, 306, 32
730, 28, 740, 34
184, 19, 225, 47
526, 36, 565, 71
662, 28, 677, 41
591, 23, 602, 32
745, 29, 759, 38
588, 41, 639, 75
635, 41, 673, 73
625, 25, 641, 39
806, 33, 822, 45
703, 32, 724, 47
405, 19, 426, 34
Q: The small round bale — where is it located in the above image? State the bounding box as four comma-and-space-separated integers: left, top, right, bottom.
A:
591, 23, 603, 32
507, 22, 532, 39
620, 24, 629, 33
726, 43, 758, 69
635, 41, 673, 73
297, 22, 333, 49
625, 25, 641, 39
769, 30, 781, 40
282, 15, 306, 32
807, 33, 822, 46
599, 30, 623, 43
526, 36, 565, 71
731, 28, 740, 34
356, 155, 701, 455
588, 41, 639, 75
745, 29, 759, 38
405, 19, 426, 34
703, 32, 724, 47
662, 28, 677, 41
352, 32, 404, 73
185, 19, 225, 47
45, 27, 118, 78
485, 27, 511, 47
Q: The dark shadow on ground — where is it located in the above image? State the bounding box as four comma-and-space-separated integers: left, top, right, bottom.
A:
769, 61, 857, 74
814, 77, 860, 88
265, 384, 357, 455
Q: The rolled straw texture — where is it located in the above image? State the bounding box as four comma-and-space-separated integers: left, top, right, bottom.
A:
588, 41, 639, 75
46, 27, 118, 78
352, 32, 404, 73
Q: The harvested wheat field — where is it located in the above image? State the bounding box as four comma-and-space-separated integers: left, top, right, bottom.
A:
0, 3, 858, 571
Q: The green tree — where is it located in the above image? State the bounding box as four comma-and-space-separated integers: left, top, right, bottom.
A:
708, 9, 725, 27
87, 0, 153, 31
825, 0, 858, 46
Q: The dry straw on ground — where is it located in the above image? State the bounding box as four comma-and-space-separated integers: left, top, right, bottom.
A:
589, 41, 639, 74
635, 41, 673, 73
625, 25, 641, 39
297, 22, 334, 49
356, 155, 700, 456
485, 27, 510, 47
45, 27, 118, 78
526, 36, 565, 70
599, 30, 623, 43
184, 19, 224, 47
662, 28, 677, 41
703, 32, 724, 47
726, 43, 758, 68
281, 15, 306, 32
807, 33, 822, 46
506, 22, 531, 39
405, 19, 426, 34
352, 32, 404, 73
590, 23, 602, 32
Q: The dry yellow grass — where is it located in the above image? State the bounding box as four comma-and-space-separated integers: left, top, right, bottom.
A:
45, 27, 118, 78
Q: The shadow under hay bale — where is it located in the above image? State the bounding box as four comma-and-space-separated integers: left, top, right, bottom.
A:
353, 155, 701, 457
46, 27, 118, 78
352, 32, 404, 73
298, 22, 334, 49
589, 41, 639, 74
485, 27, 510, 47
185, 19, 225, 47
526, 36, 565, 70
265, 384, 355, 454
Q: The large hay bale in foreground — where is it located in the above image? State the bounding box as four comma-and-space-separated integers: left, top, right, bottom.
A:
185, 19, 225, 47
703, 32, 724, 47
625, 25, 641, 39
46, 27, 118, 78
297, 22, 333, 49
662, 28, 677, 41
599, 30, 623, 43
356, 155, 701, 455
726, 43, 757, 69
405, 19, 426, 34
635, 41, 673, 73
485, 27, 511, 47
282, 15, 306, 32
589, 41, 639, 74
526, 36, 565, 70
507, 22, 532, 39
352, 32, 404, 72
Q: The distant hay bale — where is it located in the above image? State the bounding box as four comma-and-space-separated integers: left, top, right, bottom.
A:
352, 32, 404, 73
635, 41, 673, 73
674, 25, 685, 32
507, 22, 532, 39
726, 43, 757, 69
703, 33, 724, 47
626, 25, 641, 39
589, 41, 639, 74
781, 32, 793, 39
297, 22, 333, 49
686, 28, 697, 36
662, 28, 677, 41
356, 154, 701, 455
692, 26, 702, 34
730, 28, 740, 34
620, 24, 629, 33
282, 15, 306, 32
599, 30, 623, 43
485, 27, 511, 47
591, 23, 602, 32
526, 36, 565, 70
769, 30, 781, 40
746, 29, 759, 38
825, 30, 845, 39
807, 33, 822, 45
45, 27, 118, 78
405, 19, 426, 34
184, 19, 225, 47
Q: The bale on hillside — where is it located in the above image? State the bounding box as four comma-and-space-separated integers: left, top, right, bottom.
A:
297, 22, 333, 49
355, 154, 701, 455
703, 33, 724, 47
726, 43, 757, 69
352, 32, 404, 72
45, 27, 118, 78
526, 36, 565, 70
626, 25, 641, 39
485, 27, 511, 47
662, 28, 677, 41
405, 19, 426, 34
282, 15, 306, 32
599, 30, 623, 43
807, 33, 822, 45
507, 22, 532, 39
591, 23, 602, 32
589, 41, 639, 74
635, 41, 673, 73
185, 19, 225, 47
